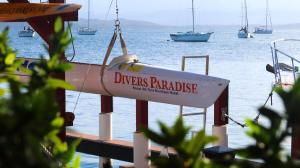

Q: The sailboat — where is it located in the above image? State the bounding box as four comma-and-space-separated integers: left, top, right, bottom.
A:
170, 0, 213, 42
238, 0, 253, 38
18, 0, 35, 38
253, 0, 272, 34
78, 0, 96, 35
18, 25, 35, 37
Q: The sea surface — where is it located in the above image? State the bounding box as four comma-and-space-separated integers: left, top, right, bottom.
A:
2, 22, 300, 167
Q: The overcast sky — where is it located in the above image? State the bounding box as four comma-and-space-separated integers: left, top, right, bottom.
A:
66, 0, 300, 25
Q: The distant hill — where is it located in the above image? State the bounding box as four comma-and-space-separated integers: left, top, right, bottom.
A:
1, 18, 299, 29
76, 18, 163, 27
273, 23, 300, 29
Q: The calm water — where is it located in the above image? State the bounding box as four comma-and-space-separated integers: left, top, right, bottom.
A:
2, 22, 300, 167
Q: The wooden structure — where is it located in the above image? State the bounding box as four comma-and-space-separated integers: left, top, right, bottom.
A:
67, 86, 229, 167
66, 131, 177, 162
3, 0, 300, 166
6, 0, 79, 140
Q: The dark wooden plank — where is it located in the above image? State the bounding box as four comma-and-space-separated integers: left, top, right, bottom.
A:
66, 131, 177, 162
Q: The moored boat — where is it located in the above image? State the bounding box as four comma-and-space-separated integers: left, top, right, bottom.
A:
253, 0, 273, 34
18, 26, 35, 37
170, 0, 213, 42
238, 0, 253, 39
170, 31, 213, 42
78, 0, 97, 35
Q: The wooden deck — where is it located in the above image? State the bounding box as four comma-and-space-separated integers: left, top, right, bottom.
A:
66, 131, 176, 162
66, 131, 262, 167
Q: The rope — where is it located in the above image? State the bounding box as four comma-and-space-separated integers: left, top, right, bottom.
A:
253, 91, 273, 123
104, 0, 115, 23
72, 64, 92, 113
67, 21, 76, 62
120, 32, 128, 55
100, 32, 117, 96
224, 90, 273, 128
100, 0, 128, 96
225, 114, 247, 128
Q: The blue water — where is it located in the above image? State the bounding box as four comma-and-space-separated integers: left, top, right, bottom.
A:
2, 22, 300, 167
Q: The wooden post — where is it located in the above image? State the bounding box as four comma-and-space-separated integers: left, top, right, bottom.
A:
136, 100, 148, 131
292, 130, 300, 159
212, 86, 229, 147
99, 95, 113, 168
134, 100, 149, 168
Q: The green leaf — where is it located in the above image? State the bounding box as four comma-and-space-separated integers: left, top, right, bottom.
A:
0, 88, 5, 96
51, 117, 64, 127
47, 78, 75, 90
72, 155, 81, 168
142, 127, 168, 146
5, 53, 15, 65
62, 139, 81, 164
57, 62, 73, 71
54, 17, 63, 33
0, 78, 7, 83
18, 66, 32, 75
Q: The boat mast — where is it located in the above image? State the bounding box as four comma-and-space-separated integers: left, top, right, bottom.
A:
241, 0, 244, 27
88, 0, 90, 28
268, 0, 273, 30
265, 0, 268, 29
192, 0, 195, 32
244, 0, 248, 30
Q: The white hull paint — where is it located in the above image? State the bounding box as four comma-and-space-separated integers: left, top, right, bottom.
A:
238, 30, 253, 38
170, 32, 213, 42
253, 28, 272, 34
17, 56, 229, 108
78, 27, 97, 35
18, 30, 35, 37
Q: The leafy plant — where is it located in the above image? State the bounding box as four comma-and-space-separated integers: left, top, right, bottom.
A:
0, 18, 79, 168
143, 79, 300, 168
143, 117, 218, 168
235, 79, 300, 168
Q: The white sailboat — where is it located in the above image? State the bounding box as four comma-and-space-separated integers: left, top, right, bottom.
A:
78, 0, 97, 35
170, 0, 213, 42
18, 26, 35, 37
253, 0, 273, 34
238, 0, 253, 38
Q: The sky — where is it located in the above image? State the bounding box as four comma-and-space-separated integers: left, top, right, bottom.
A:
65, 0, 300, 25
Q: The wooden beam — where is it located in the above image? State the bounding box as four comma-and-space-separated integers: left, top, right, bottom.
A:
5, 12, 78, 22
6, 0, 78, 43
66, 132, 177, 162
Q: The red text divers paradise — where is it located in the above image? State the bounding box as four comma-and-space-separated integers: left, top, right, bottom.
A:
114, 72, 198, 94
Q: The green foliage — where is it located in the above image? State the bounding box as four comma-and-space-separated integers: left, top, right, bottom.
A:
0, 18, 79, 167
144, 79, 300, 168
143, 117, 217, 168
235, 79, 300, 168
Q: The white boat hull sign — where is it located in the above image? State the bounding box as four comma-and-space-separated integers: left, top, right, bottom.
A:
17, 57, 229, 108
